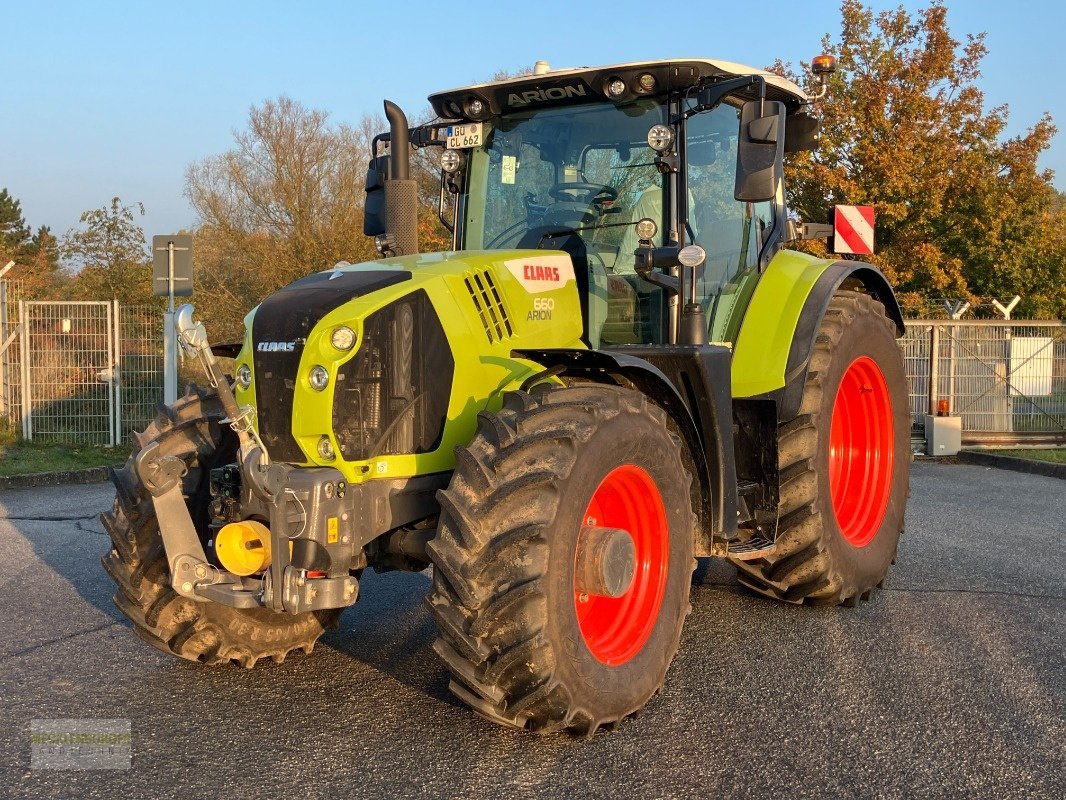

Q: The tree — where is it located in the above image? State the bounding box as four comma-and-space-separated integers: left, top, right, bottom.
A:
0, 189, 67, 298
185, 96, 378, 339
62, 197, 156, 305
0, 188, 30, 254
19, 225, 63, 297
780, 0, 1064, 317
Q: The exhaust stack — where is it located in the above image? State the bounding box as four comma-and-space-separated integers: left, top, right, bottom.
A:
383, 100, 419, 257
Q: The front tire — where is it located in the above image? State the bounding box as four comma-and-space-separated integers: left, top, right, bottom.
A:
426, 384, 695, 734
101, 387, 340, 667
731, 291, 910, 606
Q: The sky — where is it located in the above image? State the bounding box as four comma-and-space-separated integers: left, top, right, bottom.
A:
2, 0, 1063, 243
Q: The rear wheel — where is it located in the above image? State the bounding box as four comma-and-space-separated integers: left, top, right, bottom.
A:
426, 384, 695, 734
101, 387, 340, 667
731, 291, 910, 605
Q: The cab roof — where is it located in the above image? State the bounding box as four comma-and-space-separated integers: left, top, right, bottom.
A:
429, 59, 808, 120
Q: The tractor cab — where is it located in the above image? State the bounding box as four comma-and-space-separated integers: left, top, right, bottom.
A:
369, 59, 824, 348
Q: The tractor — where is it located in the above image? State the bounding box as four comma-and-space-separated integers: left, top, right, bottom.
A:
103, 56, 910, 735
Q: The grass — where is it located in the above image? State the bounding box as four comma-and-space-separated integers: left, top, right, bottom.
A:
995, 448, 1066, 464
0, 426, 129, 477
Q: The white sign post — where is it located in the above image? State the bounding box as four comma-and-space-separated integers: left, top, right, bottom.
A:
152, 235, 193, 405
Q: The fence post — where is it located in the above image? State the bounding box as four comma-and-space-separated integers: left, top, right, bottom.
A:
944, 301, 970, 417
0, 280, 7, 421
112, 300, 122, 448
928, 324, 940, 416
163, 308, 177, 405
18, 299, 31, 440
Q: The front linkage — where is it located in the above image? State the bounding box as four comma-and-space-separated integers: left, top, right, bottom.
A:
137, 305, 359, 615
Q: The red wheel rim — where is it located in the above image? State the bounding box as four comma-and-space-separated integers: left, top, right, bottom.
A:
575, 465, 669, 666
829, 356, 894, 547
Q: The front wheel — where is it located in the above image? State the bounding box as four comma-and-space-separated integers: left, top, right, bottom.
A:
426, 384, 695, 735
731, 291, 911, 606
101, 387, 340, 667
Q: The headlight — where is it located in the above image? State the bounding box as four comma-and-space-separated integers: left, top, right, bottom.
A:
635, 218, 658, 242
235, 363, 252, 390
636, 73, 656, 93
606, 78, 626, 97
330, 326, 356, 351
309, 365, 329, 391
647, 124, 675, 152
464, 97, 485, 118
440, 150, 462, 174
317, 436, 335, 460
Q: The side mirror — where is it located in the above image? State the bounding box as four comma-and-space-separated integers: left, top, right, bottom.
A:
363, 154, 390, 237
735, 100, 786, 202
785, 111, 820, 153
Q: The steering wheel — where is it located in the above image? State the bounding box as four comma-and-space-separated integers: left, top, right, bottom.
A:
548, 182, 618, 205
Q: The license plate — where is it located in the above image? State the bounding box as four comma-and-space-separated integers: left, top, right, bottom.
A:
446, 123, 483, 149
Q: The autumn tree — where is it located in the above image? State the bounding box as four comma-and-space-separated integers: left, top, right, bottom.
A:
20, 225, 63, 297
782, 0, 1063, 316
62, 197, 156, 305
185, 97, 380, 338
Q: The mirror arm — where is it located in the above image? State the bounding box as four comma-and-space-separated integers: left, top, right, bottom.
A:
676, 74, 765, 122
634, 245, 682, 295
437, 171, 454, 233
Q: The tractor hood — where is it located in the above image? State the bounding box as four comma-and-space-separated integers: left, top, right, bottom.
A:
232, 250, 585, 477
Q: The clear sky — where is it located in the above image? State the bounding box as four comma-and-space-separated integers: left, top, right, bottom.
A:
3, 0, 1063, 242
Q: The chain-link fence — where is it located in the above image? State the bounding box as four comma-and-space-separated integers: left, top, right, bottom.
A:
901, 320, 1066, 444
0, 281, 163, 446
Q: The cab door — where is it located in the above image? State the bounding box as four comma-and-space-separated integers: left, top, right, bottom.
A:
684, 103, 774, 342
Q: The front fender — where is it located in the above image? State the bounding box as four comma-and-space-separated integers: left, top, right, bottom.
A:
514, 346, 737, 554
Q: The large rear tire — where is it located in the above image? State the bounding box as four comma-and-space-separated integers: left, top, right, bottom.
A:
731, 291, 910, 606
426, 384, 695, 734
101, 387, 340, 667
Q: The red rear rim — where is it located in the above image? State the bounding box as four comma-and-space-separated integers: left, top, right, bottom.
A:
575, 465, 669, 666
829, 356, 894, 547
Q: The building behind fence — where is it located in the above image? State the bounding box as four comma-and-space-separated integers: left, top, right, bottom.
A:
2, 278, 1064, 449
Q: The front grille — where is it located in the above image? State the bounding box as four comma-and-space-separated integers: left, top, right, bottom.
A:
465, 269, 512, 343
333, 290, 453, 462
251, 269, 411, 463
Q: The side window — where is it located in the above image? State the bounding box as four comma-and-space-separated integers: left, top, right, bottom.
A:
686, 103, 774, 339
686, 104, 776, 279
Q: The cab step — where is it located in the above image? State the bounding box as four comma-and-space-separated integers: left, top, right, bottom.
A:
726, 536, 776, 560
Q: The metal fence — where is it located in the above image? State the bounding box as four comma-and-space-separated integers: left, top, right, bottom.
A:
901, 320, 1066, 445
0, 281, 164, 446
2, 279, 1064, 448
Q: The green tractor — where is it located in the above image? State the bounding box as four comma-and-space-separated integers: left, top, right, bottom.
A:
103, 56, 910, 735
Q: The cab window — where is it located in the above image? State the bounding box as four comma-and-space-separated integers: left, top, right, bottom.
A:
685, 102, 773, 340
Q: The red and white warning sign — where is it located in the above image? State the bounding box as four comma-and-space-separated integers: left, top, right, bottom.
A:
833, 205, 875, 255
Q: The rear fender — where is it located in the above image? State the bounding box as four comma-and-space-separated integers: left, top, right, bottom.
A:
732, 250, 903, 420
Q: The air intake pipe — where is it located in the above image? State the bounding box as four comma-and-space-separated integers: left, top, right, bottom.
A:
383, 100, 419, 256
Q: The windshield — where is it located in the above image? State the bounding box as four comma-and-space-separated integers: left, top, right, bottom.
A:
459, 99, 667, 270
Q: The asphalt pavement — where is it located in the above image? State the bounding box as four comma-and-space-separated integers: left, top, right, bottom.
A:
0, 461, 1063, 799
